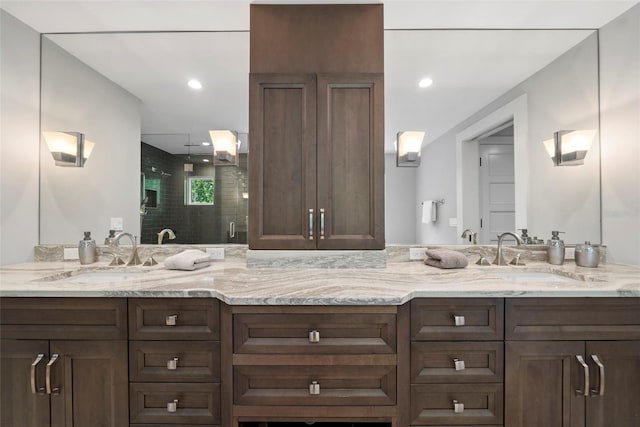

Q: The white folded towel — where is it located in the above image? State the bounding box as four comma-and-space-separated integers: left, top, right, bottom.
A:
164, 249, 211, 271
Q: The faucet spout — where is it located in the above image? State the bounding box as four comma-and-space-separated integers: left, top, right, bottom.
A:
113, 232, 142, 266
157, 228, 176, 245
492, 232, 524, 266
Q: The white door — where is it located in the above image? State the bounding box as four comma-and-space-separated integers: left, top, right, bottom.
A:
479, 144, 515, 244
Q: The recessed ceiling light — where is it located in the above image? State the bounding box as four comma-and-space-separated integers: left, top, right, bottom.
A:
203, 158, 210, 162
418, 77, 433, 88
201, 142, 211, 146
188, 79, 203, 90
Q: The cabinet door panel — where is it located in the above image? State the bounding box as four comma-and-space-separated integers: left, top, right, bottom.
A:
0, 340, 50, 427
317, 73, 384, 250
50, 340, 128, 427
249, 73, 317, 249
505, 341, 585, 427
586, 341, 640, 427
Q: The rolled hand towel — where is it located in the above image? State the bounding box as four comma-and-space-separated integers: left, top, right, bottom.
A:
164, 249, 211, 271
424, 248, 468, 269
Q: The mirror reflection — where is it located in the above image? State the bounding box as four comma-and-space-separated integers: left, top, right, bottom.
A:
40, 29, 600, 246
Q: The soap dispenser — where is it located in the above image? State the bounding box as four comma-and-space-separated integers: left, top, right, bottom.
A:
79, 231, 97, 265
546, 231, 565, 265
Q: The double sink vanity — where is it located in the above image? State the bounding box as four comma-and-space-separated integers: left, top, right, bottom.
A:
1, 246, 639, 427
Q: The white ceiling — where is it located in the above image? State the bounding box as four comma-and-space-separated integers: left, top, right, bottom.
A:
3, 1, 638, 154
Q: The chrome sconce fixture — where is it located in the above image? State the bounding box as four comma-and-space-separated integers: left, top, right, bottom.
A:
209, 130, 239, 166
43, 131, 95, 167
396, 131, 425, 167
543, 129, 596, 166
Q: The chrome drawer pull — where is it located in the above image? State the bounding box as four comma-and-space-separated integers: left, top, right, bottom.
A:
591, 355, 605, 396
30, 353, 46, 395
165, 314, 177, 326
320, 208, 325, 239
45, 354, 60, 395
453, 400, 464, 413
453, 358, 466, 371
576, 355, 590, 396
167, 399, 178, 413
309, 209, 314, 240
309, 381, 320, 395
167, 357, 179, 370
309, 330, 320, 343
453, 315, 465, 326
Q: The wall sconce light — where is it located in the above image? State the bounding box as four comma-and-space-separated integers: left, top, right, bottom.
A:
396, 131, 426, 167
209, 130, 238, 166
43, 131, 95, 167
543, 129, 596, 166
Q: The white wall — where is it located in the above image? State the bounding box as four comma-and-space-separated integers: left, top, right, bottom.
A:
40, 38, 141, 244
385, 153, 417, 244
0, 11, 40, 265
600, 4, 640, 266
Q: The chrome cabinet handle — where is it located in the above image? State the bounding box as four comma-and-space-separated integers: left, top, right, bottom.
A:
576, 355, 590, 396
167, 357, 179, 370
229, 221, 235, 238
31, 353, 46, 395
453, 399, 464, 413
320, 208, 325, 240
309, 330, 320, 343
165, 314, 177, 326
309, 381, 320, 395
309, 209, 314, 240
591, 355, 605, 396
167, 399, 178, 413
45, 354, 60, 395
453, 315, 465, 326
453, 358, 466, 371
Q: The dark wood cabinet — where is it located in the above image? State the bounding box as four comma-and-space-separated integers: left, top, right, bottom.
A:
249, 73, 384, 250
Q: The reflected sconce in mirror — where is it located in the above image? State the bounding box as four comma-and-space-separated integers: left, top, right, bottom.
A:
209, 130, 238, 166
43, 131, 95, 167
396, 131, 425, 167
543, 129, 596, 166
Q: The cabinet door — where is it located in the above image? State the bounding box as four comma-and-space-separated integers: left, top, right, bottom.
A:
0, 340, 50, 427
249, 73, 317, 249
505, 341, 585, 427
49, 340, 128, 427
586, 341, 640, 427
316, 73, 385, 249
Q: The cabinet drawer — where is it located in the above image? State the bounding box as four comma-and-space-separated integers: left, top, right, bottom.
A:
129, 383, 220, 425
129, 299, 219, 340
0, 297, 127, 340
411, 298, 503, 341
410, 383, 503, 425
411, 342, 503, 384
506, 298, 640, 340
234, 312, 396, 354
234, 364, 396, 406
129, 341, 220, 382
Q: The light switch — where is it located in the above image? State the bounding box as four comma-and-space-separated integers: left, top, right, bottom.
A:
206, 247, 225, 260
448, 218, 458, 227
63, 247, 79, 260
110, 217, 123, 231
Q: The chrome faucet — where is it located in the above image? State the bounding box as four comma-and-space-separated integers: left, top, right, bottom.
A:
492, 232, 524, 265
113, 232, 142, 266
157, 228, 176, 245
461, 228, 478, 244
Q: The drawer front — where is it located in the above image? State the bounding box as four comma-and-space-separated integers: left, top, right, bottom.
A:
506, 298, 640, 340
129, 383, 220, 425
411, 342, 504, 384
129, 299, 219, 341
234, 312, 396, 354
234, 365, 396, 406
411, 298, 504, 341
129, 341, 220, 382
411, 383, 503, 425
0, 297, 127, 340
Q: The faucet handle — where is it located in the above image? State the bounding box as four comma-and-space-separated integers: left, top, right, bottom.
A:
143, 255, 158, 267
509, 254, 526, 266
104, 251, 125, 266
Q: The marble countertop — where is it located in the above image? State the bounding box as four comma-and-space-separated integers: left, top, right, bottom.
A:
1, 259, 639, 304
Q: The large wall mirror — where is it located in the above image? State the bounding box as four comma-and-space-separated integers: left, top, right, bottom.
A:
40, 28, 600, 246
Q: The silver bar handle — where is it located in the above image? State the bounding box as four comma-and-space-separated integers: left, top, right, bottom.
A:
591, 355, 605, 396
31, 353, 46, 395
576, 355, 590, 396
165, 314, 177, 326
309, 209, 314, 240
309, 330, 320, 343
167, 357, 179, 370
453, 399, 464, 413
453, 315, 465, 326
309, 381, 320, 395
167, 399, 178, 413
45, 354, 60, 395
229, 221, 235, 238
320, 208, 325, 239
453, 358, 466, 371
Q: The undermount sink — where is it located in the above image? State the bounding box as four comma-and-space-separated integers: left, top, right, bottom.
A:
61, 271, 148, 284
492, 271, 578, 283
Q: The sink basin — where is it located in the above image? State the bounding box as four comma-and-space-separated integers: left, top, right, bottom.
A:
492, 271, 577, 283
61, 271, 148, 284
